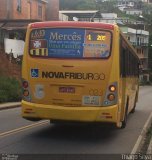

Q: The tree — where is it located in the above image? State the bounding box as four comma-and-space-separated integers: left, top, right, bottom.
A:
59, 0, 96, 10
60, 0, 119, 14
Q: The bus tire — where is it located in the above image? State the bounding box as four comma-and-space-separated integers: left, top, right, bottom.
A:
130, 103, 136, 113
121, 99, 129, 129
130, 93, 137, 113
23, 117, 41, 121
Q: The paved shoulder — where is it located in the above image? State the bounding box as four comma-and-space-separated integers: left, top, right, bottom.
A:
0, 102, 21, 110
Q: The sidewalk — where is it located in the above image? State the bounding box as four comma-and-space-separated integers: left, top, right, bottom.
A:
0, 102, 21, 110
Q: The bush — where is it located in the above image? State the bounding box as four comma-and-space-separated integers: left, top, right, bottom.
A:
150, 74, 152, 83
0, 77, 22, 103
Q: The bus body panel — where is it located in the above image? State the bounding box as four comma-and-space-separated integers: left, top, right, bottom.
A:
22, 100, 118, 123
24, 58, 113, 106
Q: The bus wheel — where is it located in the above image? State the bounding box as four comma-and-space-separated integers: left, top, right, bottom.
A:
121, 109, 127, 129
130, 103, 136, 113
130, 94, 137, 113
121, 101, 128, 129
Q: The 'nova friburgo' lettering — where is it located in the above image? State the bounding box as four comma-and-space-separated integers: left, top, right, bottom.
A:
42, 72, 105, 80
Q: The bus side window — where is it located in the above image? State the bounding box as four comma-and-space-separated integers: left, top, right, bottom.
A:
122, 48, 126, 77
126, 50, 129, 76
120, 40, 126, 77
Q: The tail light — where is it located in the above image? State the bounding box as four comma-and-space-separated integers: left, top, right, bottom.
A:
23, 90, 29, 97
22, 79, 31, 102
23, 81, 28, 88
109, 85, 116, 92
103, 82, 117, 106
107, 94, 115, 101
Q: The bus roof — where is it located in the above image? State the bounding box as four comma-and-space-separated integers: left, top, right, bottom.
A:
29, 21, 114, 30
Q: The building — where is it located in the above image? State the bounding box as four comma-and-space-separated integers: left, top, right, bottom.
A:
98, 13, 118, 24
124, 8, 142, 15
142, 0, 152, 3
0, 0, 47, 21
116, 0, 143, 14
59, 10, 101, 22
59, 11, 125, 24
0, 0, 59, 21
0, 0, 59, 56
121, 27, 149, 82
116, 0, 135, 8
59, 11, 131, 25
0, 0, 47, 54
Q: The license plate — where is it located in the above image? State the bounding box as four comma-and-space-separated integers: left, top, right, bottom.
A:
59, 87, 75, 93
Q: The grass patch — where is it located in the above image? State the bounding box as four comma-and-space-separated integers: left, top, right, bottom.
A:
140, 123, 152, 154
0, 76, 22, 103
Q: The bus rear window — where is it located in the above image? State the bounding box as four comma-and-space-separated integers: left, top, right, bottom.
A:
29, 28, 112, 59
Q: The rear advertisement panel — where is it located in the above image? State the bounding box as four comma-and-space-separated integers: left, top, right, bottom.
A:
30, 28, 112, 59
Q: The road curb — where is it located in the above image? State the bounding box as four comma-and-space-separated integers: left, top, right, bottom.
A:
131, 112, 152, 154
0, 102, 21, 111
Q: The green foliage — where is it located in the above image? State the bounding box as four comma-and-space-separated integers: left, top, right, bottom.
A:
59, 0, 128, 18
142, 3, 152, 23
60, 0, 96, 10
59, 0, 119, 11
0, 77, 21, 103
150, 74, 152, 83
76, 1, 96, 10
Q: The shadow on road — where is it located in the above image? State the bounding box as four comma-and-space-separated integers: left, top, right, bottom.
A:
29, 123, 118, 143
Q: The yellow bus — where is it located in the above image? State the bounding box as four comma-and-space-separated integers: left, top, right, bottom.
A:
22, 21, 139, 128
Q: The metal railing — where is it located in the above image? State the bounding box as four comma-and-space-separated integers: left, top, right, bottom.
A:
130, 42, 148, 47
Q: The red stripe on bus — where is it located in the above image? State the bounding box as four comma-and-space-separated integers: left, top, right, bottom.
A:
29, 21, 114, 30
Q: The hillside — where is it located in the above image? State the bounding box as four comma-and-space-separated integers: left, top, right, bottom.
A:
59, 0, 152, 22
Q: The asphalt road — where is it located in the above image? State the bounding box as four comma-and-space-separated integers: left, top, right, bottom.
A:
0, 86, 152, 155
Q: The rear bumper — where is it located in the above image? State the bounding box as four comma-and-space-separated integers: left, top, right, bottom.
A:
22, 100, 119, 124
